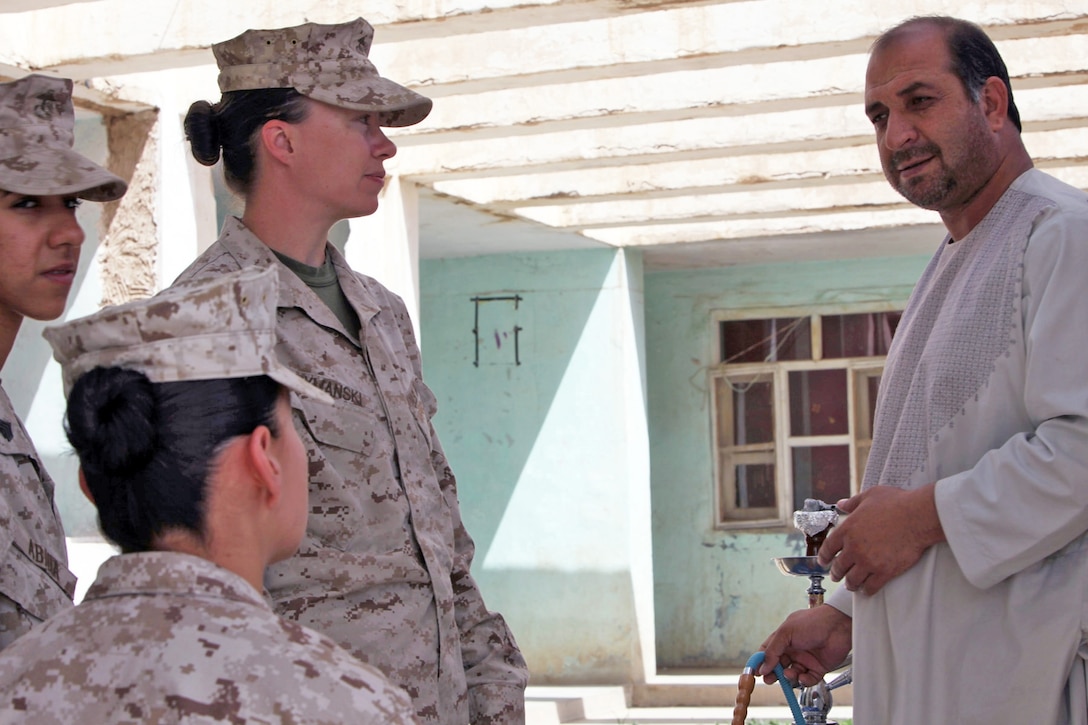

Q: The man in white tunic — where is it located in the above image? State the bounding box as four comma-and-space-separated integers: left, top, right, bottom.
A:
759, 16, 1088, 725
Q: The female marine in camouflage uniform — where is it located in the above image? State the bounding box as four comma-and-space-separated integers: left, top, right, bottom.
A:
0, 267, 420, 724
0, 74, 126, 650
177, 18, 528, 725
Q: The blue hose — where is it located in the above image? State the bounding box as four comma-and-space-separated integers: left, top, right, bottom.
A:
742, 651, 805, 725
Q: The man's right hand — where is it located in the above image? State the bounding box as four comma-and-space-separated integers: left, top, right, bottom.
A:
758, 604, 852, 687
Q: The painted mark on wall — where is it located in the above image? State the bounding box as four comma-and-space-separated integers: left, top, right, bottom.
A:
472, 294, 523, 367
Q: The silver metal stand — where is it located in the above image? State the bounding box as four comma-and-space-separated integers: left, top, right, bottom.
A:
772, 556, 854, 725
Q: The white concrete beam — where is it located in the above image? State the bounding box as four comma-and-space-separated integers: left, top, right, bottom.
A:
520, 159, 1088, 229
389, 35, 1088, 145
517, 180, 909, 229
586, 207, 939, 247
380, 6, 1088, 97
410, 53, 869, 138
1, 0, 1084, 92
640, 224, 946, 268
396, 110, 871, 180
1, 0, 99, 11
578, 161, 1088, 248
434, 145, 884, 207
429, 126, 1088, 211
0, 0, 727, 76
394, 88, 1088, 181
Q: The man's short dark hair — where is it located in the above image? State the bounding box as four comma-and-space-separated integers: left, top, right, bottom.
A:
874, 16, 1022, 132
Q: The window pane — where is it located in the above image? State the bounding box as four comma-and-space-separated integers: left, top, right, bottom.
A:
789, 369, 847, 436
792, 446, 850, 507
821, 312, 901, 359
735, 463, 776, 508
731, 379, 774, 445
721, 317, 811, 363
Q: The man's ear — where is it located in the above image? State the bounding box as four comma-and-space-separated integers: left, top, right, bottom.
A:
980, 75, 1009, 131
245, 425, 283, 506
78, 468, 95, 505
258, 119, 296, 166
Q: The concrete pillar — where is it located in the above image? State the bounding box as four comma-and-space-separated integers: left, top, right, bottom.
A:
617, 247, 657, 683
97, 108, 159, 305
156, 96, 218, 286
345, 176, 421, 340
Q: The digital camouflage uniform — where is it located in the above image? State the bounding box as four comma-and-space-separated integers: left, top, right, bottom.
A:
0, 551, 419, 724
0, 386, 75, 651
174, 218, 528, 724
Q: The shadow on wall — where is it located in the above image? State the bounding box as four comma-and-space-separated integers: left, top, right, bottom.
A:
419, 248, 619, 558
476, 567, 643, 684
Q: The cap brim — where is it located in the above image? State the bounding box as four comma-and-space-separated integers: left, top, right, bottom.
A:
267, 367, 334, 405
305, 76, 432, 127
0, 145, 127, 201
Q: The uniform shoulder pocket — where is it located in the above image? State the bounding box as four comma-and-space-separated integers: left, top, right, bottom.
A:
0, 538, 72, 621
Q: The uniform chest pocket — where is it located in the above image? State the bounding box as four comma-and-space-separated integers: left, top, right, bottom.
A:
293, 379, 436, 451
290, 392, 415, 551
293, 392, 398, 460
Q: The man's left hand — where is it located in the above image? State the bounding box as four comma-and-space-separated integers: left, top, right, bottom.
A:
817, 483, 945, 595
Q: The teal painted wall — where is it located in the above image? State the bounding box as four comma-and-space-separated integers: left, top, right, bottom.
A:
645, 254, 930, 667
420, 247, 655, 683
422, 248, 933, 676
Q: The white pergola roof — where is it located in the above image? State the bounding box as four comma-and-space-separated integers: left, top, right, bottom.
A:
4, 0, 1087, 269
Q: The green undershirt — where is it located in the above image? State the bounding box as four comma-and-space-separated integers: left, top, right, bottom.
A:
273, 250, 361, 339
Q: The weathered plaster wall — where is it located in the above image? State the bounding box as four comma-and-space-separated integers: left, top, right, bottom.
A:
98, 109, 158, 305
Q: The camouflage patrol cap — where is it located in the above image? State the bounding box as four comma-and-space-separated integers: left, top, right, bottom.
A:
214, 17, 432, 127
43, 266, 332, 404
0, 75, 127, 202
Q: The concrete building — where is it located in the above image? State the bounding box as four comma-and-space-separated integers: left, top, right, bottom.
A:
3, 0, 1088, 706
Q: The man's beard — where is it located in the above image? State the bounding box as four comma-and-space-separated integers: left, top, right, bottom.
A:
885, 111, 993, 211
888, 143, 957, 210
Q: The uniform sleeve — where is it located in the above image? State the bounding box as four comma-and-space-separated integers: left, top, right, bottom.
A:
391, 297, 529, 723
0, 457, 35, 650
0, 421, 74, 648
937, 204, 1088, 589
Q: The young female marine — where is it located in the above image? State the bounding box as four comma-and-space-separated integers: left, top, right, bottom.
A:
0, 74, 126, 650
0, 267, 419, 724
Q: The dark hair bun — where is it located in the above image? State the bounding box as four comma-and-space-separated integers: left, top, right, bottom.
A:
184, 100, 222, 167
66, 367, 158, 478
